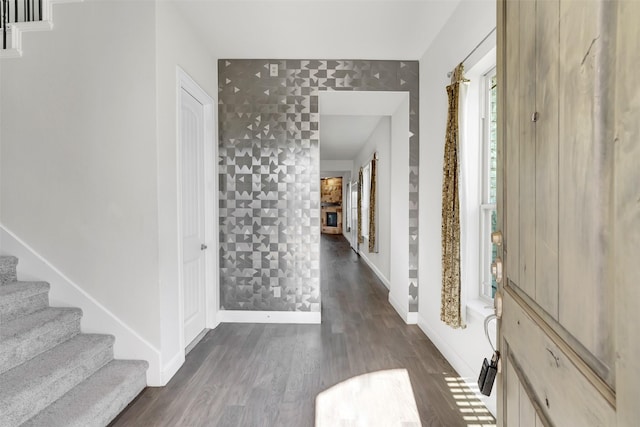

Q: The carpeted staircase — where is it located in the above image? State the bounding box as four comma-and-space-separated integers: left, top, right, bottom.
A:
0, 255, 148, 427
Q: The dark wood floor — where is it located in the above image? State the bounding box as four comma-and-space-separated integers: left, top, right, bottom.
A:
112, 234, 494, 426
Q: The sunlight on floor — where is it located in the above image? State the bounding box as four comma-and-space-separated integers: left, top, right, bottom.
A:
444, 376, 496, 427
315, 369, 421, 427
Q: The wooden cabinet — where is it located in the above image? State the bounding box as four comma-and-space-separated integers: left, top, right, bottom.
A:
497, 0, 638, 424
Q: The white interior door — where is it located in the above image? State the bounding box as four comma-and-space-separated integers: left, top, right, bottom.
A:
181, 87, 207, 347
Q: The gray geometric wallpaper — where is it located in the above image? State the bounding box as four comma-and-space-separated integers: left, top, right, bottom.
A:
218, 59, 419, 312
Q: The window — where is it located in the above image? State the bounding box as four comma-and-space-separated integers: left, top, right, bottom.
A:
480, 68, 498, 300
361, 164, 371, 238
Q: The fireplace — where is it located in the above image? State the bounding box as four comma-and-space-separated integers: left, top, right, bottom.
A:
320, 177, 342, 234
326, 212, 338, 227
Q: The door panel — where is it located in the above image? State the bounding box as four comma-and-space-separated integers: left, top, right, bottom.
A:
558, 0, 614, 384
501, 289, 614, 426
517, 0, 537, 302
503, 0, 520, 294
497, 0, 625, 424
534, 0, 559, 320
181, 88, 207, 347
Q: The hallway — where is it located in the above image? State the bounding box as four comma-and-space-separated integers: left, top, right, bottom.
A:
112, 235, 494, 426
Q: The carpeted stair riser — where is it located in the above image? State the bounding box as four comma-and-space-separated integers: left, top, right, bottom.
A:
0, 334, 115, 427
0, 256, 18, 285
0, 307, 82, 374
21, 360, 148, 427
0, 254, 149, 426
0, 281, 50, 323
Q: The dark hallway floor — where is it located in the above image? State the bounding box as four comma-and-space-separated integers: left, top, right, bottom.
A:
111, 234, 495, 426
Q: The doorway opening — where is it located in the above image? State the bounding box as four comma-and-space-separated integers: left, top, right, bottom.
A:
318, 91, 413, 323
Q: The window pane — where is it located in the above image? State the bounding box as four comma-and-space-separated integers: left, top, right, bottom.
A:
491, 209, 497, 298
489, 74, 498, 204
362, 165, 370, 237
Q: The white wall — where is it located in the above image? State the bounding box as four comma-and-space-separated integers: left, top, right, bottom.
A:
353, 117, 391, 287
417, 0, 497, 415
388, 97, 412, 323
155, 0, 218, 383
0, 1, 161, 348
320, 160, 353, 172
0, 0, 219, 386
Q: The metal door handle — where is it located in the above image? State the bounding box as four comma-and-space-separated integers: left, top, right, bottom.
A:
491, 257, 503, 284
201, 244, 208, 250
491, 231, 503, 246
494, 291, 503, 320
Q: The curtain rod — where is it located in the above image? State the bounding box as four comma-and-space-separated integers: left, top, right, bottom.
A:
447, 27, 497, 78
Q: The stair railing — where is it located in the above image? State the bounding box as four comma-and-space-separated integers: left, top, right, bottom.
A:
1, 0, 43, 49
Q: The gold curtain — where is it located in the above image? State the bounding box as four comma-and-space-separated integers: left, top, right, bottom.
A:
357, 167, 363, 245
441, 63, 466, 329
368, 154, 378, 253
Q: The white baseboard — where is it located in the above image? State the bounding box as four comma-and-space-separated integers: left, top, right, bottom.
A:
406, 312, 418, 324
388, 293, 417, 325
359, 252, 390, 289
218, 310, 321, 324
0, 224, 163, 386
161, 351, 185, 384
416, 314, 496, 416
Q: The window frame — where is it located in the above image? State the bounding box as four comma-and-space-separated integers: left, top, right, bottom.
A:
479, 66, 498, 302
361, 163, 371, 239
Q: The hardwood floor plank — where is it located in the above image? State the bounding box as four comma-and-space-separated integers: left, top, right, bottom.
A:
111, 234, 494, 426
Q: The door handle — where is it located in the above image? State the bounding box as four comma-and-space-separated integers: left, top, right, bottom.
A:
494, 291, 503, 320
201, 244, 208, 250
491, 258, 503, 284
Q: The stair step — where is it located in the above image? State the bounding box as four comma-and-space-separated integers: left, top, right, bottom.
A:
0, 256, 18, 285
0, 307, 82, 374
0, 281, 50, 322
21, 359, 148, 427
0, 334, 115, 427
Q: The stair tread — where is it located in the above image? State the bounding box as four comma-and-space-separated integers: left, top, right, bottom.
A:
22, 359, 148, 427
0, 255, 18, 265
0, 281, 49, 300
0, 333, 114, 402
0, 307, 81, 340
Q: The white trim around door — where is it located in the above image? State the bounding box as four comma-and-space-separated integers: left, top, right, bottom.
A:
176, 67, 219, 352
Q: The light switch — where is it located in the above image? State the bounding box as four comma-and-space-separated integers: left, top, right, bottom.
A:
270, 64, 278, 77
274, 286, 281, 297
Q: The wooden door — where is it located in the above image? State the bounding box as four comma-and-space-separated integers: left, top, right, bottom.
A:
496, 0, 639, 424
180, 87, 207, 348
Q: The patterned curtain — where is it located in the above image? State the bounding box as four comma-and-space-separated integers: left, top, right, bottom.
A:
441, 63, 466, 329
368, 154, 378, 253
357, 167, 363, 245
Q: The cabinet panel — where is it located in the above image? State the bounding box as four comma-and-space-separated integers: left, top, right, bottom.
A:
518, 0, 537, 300
558, 0, 614, 385
534, 0, 559, 320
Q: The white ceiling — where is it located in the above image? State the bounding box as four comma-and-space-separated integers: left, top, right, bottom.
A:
173, 1, 456, 164
173, 0, 461, 60
320, 115, 383, 160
